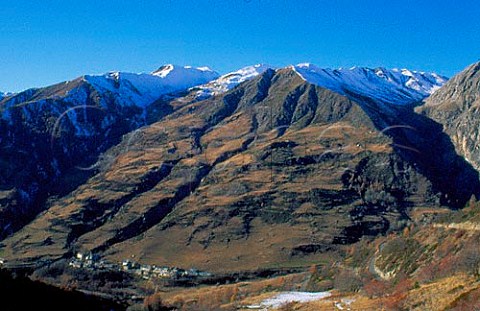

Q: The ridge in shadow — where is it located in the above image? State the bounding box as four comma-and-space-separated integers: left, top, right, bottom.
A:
361, 99, 480, 209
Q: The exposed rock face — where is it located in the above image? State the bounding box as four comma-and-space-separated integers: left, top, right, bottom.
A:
2, 67, 475, 275
417, 62, 480, 171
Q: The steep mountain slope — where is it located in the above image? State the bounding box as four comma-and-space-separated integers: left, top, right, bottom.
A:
0, 65, 218, 239
294, 64, 447, 105
417, 61, 480, 171
292, 64, 479, 207
3, 67, 473, 277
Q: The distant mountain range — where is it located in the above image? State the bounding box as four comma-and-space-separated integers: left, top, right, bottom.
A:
1, 60, 479, 305
1, 62, 447, 106
0, 63, 448, 238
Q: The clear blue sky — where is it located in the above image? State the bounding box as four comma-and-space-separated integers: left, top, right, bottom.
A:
1, 0, 479, 92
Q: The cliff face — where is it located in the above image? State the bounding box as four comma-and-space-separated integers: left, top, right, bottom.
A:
417, 62, 480, 171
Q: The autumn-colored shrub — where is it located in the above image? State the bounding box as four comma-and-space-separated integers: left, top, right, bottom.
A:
383, 292, 407, 311
391, 274, 412, 296
364, 278, 388, 298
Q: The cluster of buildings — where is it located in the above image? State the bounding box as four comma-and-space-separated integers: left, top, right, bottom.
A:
121, 259, 211, 280
68, 252, 116, 270
69, 252, 211, 281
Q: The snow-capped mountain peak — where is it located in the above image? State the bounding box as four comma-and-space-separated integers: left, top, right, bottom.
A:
192, 64, 275, 98
151, 64, 218, 81
152, 64, 175, 77
82, 65, 220, 107
293, 64, 448, 105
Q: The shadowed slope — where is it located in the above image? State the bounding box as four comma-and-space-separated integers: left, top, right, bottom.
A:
417, 62, 480, 171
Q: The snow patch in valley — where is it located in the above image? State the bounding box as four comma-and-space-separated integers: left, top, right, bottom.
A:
258, 291, 331, 308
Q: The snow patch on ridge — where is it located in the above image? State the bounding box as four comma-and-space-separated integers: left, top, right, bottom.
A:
151, 64, 219, 89
192, 64, 274, 98
293, 63, 448, 105
0, 91, 15, 101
